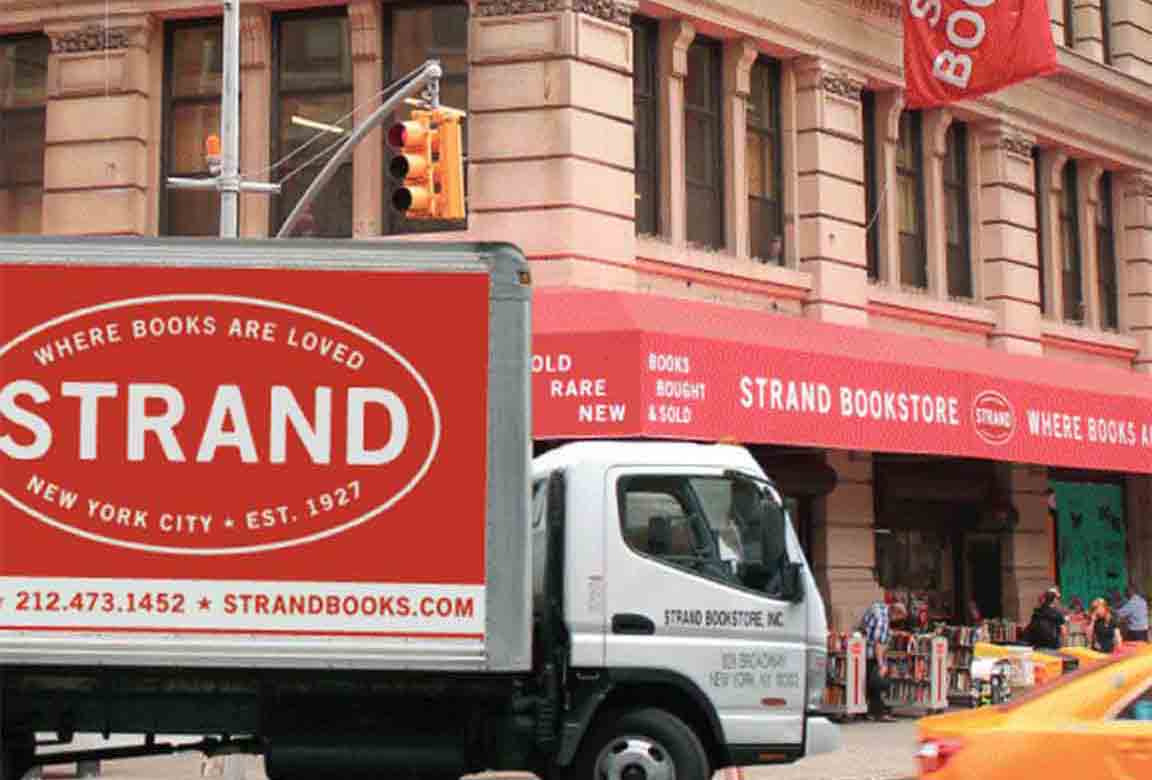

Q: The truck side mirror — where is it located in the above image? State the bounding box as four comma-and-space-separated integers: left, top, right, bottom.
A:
781, 561, 805, 604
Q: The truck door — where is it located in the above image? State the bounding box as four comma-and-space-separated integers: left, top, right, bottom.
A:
603, 467, 806, 749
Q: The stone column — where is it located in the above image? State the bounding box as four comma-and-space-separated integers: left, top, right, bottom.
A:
1078, 161, 1104, 328
814, 452, 882, 631
42, 17, 155, 235
1110, 0, 1152, 81
658, 19, 693, 247
1073, 0, 1106, 61
996, 464, 1050, 622
1121, 173, 1152, 372
722, 39, 756, 258
349, 0, 383, 238
874, 89, 904, 288
979, 124, 1043, 354
923, 109, 953, 298
467, 0, 638, 287
793, 58, 868, 326
240, 7, 271, 238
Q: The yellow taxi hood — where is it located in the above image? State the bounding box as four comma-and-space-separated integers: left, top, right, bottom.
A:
917, 706, 1009, 739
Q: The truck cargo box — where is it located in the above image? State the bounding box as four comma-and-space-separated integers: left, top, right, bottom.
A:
0, 238, 532, 672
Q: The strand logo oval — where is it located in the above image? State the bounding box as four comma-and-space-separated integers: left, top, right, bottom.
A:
972, 390, 1015, 446
0, 295, 441, 556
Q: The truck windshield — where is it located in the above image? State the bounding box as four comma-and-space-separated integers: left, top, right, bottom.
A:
617, 474, 787, 596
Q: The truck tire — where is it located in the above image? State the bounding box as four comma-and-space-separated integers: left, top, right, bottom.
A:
568, 708, 710, 780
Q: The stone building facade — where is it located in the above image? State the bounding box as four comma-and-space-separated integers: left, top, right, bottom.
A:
3, 0, 1152, 628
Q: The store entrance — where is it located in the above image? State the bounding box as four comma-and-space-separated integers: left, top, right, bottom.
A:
961, 533, 1003, 622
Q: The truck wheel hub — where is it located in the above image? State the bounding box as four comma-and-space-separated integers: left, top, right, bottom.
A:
596, 737, 675, 780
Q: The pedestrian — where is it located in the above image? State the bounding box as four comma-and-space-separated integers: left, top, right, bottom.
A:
1025, 588, 1067, 650
859, 599, 907, 722
1115, 587, 1149, 642
1089, 598, 1123, 654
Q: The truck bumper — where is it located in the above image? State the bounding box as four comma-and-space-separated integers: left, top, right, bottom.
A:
804, 716, 841, 757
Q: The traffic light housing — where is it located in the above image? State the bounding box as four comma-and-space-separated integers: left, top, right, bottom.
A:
386, 108, 465, 221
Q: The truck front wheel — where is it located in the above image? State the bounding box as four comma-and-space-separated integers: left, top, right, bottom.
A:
569, 708, 710, 780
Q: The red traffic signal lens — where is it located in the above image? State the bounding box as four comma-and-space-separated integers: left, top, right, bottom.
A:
387, 123, 407, 149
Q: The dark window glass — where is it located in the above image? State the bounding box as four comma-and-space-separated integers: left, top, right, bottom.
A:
1061, 161, 1083, 323
0, 35, 49, 234
274, 12, 352, 237
1064, 0, 1075, 47
944, 122, 971, 298
897, 110, 927, 289
863, 91, 879, 280
748, 57, 782, 264
1101, 0, 1111, 63
684, 37, 723, 250
162, 22, 224, 236
383, 3, 469, 234
1034, 147, 1047, 314
617, 474, 789, 597
1097, 171, 1118, 329
633, 17, 659, 237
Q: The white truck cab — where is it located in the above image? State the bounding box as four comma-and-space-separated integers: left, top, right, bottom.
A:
532, 441, 840, 776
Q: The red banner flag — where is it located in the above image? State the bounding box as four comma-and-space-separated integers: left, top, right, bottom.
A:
904, 0, 1059, 108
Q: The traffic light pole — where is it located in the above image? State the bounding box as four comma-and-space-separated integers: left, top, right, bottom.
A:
275, 60, 443, 238
165, 0, 280, 238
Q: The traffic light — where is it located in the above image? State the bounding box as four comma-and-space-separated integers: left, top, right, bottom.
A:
386, 108, 465, 220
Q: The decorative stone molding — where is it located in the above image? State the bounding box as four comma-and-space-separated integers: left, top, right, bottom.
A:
848, 0, 900, 21
660, 19, 696, 80
925, 109, 953, 158
46, 16, 153, 54
821, 73, 864, 101
1120, 172, 1152, 200
725, 38, 758, 98
239, 7, 270, 70
51, 24, 129, 53
348, 0, 382, 62
1040, 148, 1068, 191
1001, 134, 1035, 160
473, 0, 631, 24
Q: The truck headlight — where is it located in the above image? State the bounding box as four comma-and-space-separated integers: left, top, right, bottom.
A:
806, 647, 827, 711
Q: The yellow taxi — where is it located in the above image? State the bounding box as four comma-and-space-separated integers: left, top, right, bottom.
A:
916, 645, 1152, 778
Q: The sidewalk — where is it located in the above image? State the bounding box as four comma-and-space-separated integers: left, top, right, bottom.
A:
746, 716, 919, 780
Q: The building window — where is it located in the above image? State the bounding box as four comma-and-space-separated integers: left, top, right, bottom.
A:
863, 91, 879, 280
1033, 146, 1047, 315
633, 16, 659, 237
383, 2, 469, 234
1097, 171, 1118, 329
273, 10, 353, 237
747, 57, 782, 263
943, 122, 971, 298
1063, 0, 1075, 47
1060, 161, 1083, 323
162, 22, 223, 236
0, 35, 49, 235
897, 110, 927, 288
684, 37, 724, 250
1101, 0, 1111, 63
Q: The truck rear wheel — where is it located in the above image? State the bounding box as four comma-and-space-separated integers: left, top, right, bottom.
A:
569, 708, 710, 780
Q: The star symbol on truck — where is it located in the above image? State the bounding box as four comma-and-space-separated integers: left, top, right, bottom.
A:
198, 597, 212, 611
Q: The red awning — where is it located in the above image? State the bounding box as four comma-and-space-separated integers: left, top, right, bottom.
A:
531, 289, 1152, 475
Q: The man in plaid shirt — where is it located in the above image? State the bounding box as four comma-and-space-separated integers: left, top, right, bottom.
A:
860, 600, 906, 721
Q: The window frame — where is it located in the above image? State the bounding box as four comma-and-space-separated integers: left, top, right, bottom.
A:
1033, 146, 1047, 315
1060, 160, 1084, 323
683, 35, 725, 251
160, 19, 224, 237
943, 121, 972, 299
863, 91, 880, 281
1101, 0, 1112, 64
747, 55, 783, 264
1, 33, 51, 234
1097, 170, 1118, 330
381, 0, 470, 235
614, 471, 790, 600
632, 15, 660, 238
897, 110, 928, 289
1063, 0, 1076, 48
270, 6, 354, 238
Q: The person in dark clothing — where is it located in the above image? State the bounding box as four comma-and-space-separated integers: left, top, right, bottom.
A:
1026, 589, 1067, 650
1090, 598, 1123, 654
